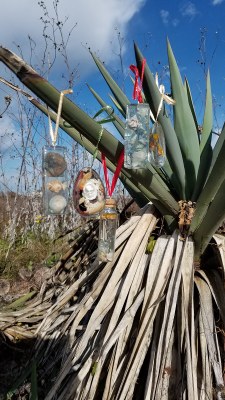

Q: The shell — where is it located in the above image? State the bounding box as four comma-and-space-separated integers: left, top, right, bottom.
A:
76, 170, 92, 190
47, 180, 67, 193
73, 168, 106, 216
128, 116, 139, 129
82, 180, 98, 200
49, 195, 67, 214
44, 152, 67, 177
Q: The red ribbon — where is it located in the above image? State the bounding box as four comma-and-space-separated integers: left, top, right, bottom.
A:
101, 149, 124, 197
129, 59, 146, 103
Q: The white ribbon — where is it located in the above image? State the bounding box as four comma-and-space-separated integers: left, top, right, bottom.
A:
150, 73, 176, 122
48, 88, 73, 146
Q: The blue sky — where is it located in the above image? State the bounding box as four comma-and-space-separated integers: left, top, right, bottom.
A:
132, 1, 225, 129
0, 0, 225, 190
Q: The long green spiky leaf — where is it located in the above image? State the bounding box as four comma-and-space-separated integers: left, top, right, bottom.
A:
200, 70, 213, 153
208, 122, 225, 176
190, 70, 213, 202
194, 177, 225, 256
184, 78, 199, 134
191, 136, 212, 201
108, 94, 125, 116
134, 42, 186, 199
87, 84, 125, 138
167, 39, 200, 199
90, 51, 129, 117
192, 71, 213, 202
191, 129, 225, 233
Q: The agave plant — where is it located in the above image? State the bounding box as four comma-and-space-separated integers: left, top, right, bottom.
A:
0, 41, 225, 399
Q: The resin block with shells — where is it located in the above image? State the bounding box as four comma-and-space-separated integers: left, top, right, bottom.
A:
42, 145, 68, 215
149, 122, 166, 167
124, 103, 150, 169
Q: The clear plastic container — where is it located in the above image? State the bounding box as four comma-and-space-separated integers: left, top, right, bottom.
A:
98, 197, 118, 262
124, 103, 150, 169
149, 122, 166, 167
42, 145, 68, 215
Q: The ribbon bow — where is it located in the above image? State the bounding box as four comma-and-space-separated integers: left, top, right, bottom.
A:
151, 73, 176, 122
129, 59, 146, 103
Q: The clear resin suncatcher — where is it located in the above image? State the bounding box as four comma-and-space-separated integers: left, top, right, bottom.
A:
98, 197, 118, 262
42, 146, 68, 215
149, 122, 166, 167
73, 167, 106, 217
124, 103, 150, 169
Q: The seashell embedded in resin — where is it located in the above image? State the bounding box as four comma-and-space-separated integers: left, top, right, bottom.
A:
47, 179, 67, 193
82, 180, 98, 200
44, 152, 67, 177
73, 168, 106, 216
128, 116, 139, 129
49, 194, 67, 214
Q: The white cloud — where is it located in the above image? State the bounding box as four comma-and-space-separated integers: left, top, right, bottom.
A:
180, 2, 199, 20
0, 0, 146, 79
172, 19, 179, 27
160, 9, 170, 25
212, 0, 224, 4
0, 116, 20, 153
160, 10, 179, 27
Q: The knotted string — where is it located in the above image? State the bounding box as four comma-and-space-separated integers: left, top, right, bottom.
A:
129, 59, 146, 103
151, 73, 176, 122
48, 89, 73, 146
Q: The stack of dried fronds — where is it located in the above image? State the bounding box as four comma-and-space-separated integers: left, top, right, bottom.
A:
0, 204, 225, 399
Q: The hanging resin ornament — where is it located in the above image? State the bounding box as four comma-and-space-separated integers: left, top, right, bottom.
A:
149, 121, 166, 167
42, 88, 72, 215
42, 145, 69, 215
124, 103, 150, 169
73, 167, 106, 217
98, 197, 118, 262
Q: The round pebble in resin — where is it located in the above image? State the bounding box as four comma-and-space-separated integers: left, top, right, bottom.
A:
44, 152, 67, 177
49, 195, 67, 213
73, 168, 105, 216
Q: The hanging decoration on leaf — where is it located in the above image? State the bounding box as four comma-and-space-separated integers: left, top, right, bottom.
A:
73, 106, 114, 217
149, 73, 176, 168
98, 150, 124, 262
42, 89, 72, 215
73, 167, 105, 217
124, 59, 150, 169
149, 122, 166, 167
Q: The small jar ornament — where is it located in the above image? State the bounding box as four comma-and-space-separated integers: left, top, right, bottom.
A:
98, 197, 118, 262
124, 103, 150, 169
42, 88, 73, 215
149, 121, 166, 167
42, 145, 69, 215
98, 150, 124, 262
73, 167, 106, 217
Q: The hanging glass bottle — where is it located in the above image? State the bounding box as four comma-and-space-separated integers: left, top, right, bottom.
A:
98, 197, 119, 262
42, 145, 69, 215
124, 103, 150, 169
149, 121, 166, 167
